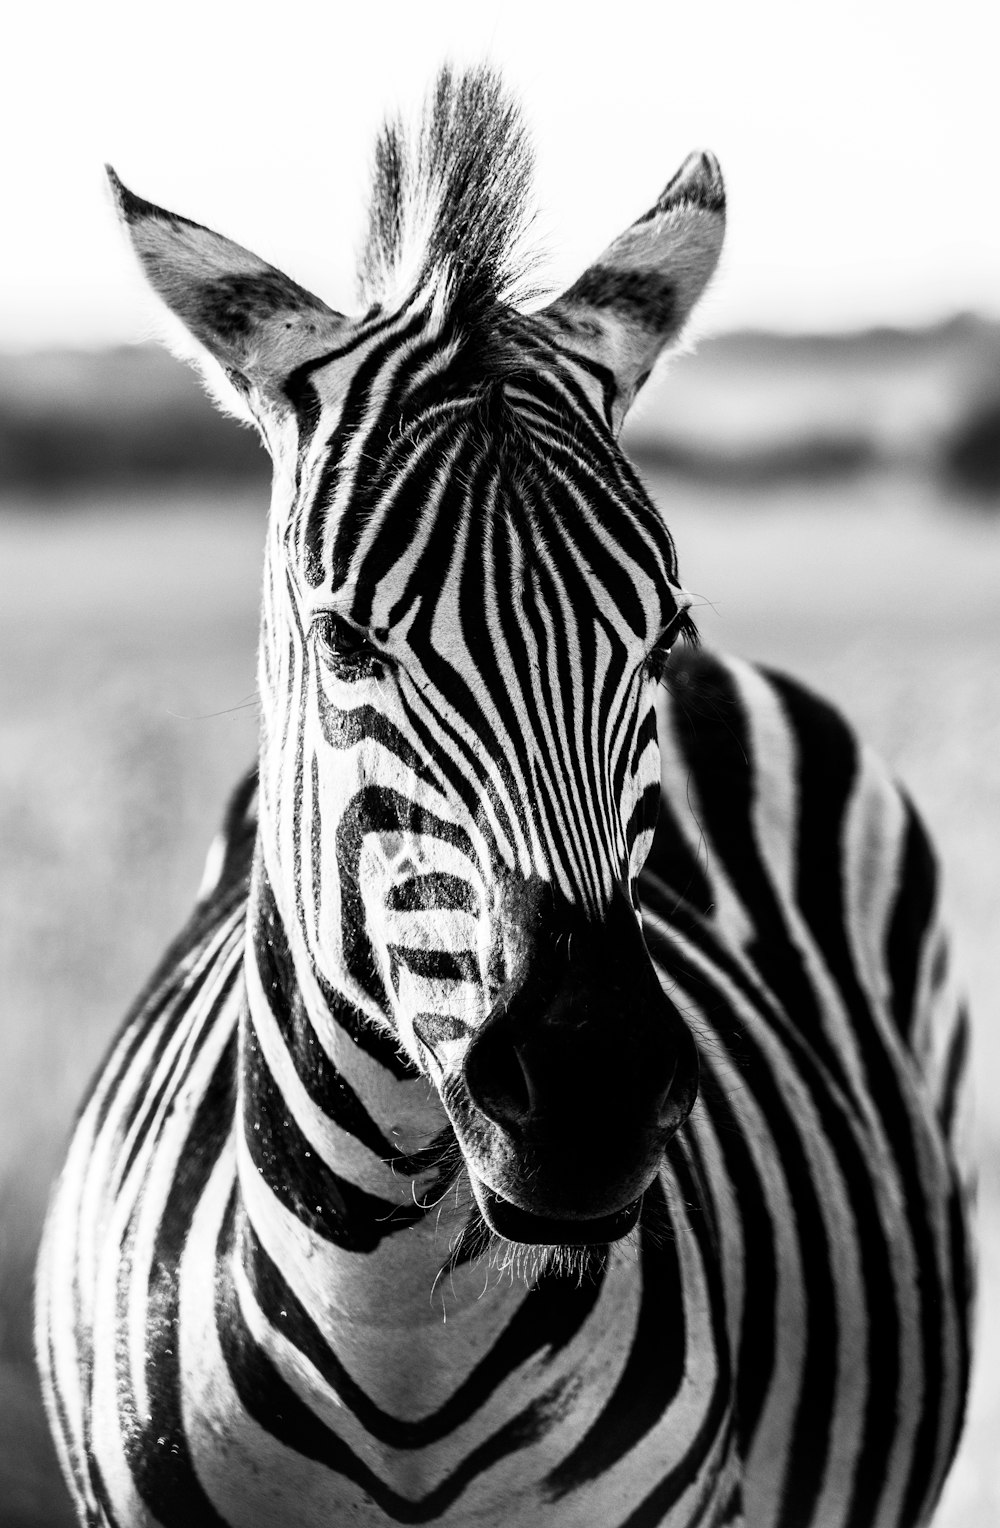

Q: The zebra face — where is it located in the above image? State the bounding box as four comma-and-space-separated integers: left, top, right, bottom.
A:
258, 352, 703, 1244
111, 75, 724, 1245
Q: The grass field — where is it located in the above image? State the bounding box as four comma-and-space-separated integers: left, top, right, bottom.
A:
1, 474, 997, 1524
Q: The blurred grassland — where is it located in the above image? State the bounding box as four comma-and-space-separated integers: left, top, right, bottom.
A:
5, 317, 1000, 500
1, 466, 998, 1521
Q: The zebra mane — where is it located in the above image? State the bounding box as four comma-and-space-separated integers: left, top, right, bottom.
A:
358, 65, 535, 320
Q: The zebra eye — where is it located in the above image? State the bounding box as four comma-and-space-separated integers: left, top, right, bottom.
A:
646, 605, 696, 684
645, 638, 675, 684
312, 612, 385, 680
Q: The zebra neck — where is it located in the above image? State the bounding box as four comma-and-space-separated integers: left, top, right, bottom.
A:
234, 864, 502, 1332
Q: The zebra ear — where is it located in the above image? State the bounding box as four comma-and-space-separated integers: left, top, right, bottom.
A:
107, 168, 348, 426
540, 151, 725, 432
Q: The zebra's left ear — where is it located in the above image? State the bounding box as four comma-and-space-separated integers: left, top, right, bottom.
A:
539, 151, 725, 432
107, 168, 349, 428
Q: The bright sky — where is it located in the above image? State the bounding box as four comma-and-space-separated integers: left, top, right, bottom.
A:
4, 0, 998, 348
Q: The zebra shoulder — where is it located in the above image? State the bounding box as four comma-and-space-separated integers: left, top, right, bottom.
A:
650, 649, 970, 1158
652, 646, 936, 916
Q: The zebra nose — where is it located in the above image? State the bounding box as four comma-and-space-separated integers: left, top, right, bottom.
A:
463, 1006, 689, 1137
462, 986, 697, 1220
463, 884, 698, 1147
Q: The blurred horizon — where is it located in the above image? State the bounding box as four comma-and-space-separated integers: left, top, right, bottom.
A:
5, 309, 1000, 505
4, 305, 998, 356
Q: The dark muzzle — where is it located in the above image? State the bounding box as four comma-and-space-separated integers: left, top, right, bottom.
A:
461, 881, 698, 1239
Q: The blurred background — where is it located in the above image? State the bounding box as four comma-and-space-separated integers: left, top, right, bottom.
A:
2, 2, 997, 1523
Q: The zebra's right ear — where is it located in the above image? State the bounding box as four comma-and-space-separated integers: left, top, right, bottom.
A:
539, 151, 725, 432
107, 168, 349, 428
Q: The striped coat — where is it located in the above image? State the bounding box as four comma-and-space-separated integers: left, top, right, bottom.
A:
37, 65, 973, 1528
38, 654, 972, 1526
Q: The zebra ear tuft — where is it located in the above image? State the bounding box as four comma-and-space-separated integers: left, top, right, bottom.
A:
539, 150, 725, 432
106, 168, 348, 425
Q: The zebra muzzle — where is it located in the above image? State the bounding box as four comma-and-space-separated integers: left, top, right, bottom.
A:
455, 882, 699, 1238
468, 1171, 645, 1246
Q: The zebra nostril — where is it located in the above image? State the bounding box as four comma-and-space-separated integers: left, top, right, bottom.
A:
464, 1031, 533, 1130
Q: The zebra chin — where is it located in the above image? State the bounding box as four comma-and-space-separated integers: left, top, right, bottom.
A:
450, 1101, 687, 1246
465, 1163, 647, 1247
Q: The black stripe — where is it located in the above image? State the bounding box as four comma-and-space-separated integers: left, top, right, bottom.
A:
333, 787, 476, 1041
672, 662, 958, 1522
944, 1181, 975, 1460
537, 335, 619, 425
386, 873, 477, 914
89, 1454, 129, 1528
315, 698, 438, 787
390, 670, 521, 861
938, 1004, 969, 1143
303, 310, 437, 586
642, 910, 838, 1521
645, 891, 907, 1528
250, 878, 409, 1159
118, 1034, 236, 1526
617, 1149, 735, 1527
285, 568, 313, 1011
386, 945, 478, 984
117, 930, 242, 1189
81, 867, 247, 1140
546, 1178, 687, 1496
695, 1050, 777, 1452
886, 796, 938, 1044
241, 1016, 426, 1249
216, 1196, 573, 1523
672, 656, 859, 1105
243, 1215, 603, 1447
284, 309, 412, 451
626, 780, 662, 855
562, 267, 677, 331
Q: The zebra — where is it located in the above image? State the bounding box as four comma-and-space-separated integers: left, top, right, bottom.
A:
36, 65, 973, 1528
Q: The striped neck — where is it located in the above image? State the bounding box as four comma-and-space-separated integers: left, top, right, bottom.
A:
235, 860, 509, 1330
229, 864, 728, 1517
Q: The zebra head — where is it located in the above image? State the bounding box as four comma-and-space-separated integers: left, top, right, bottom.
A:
112, 68, 725, 1248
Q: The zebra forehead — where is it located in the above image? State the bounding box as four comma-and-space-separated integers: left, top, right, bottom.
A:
327, 484, 682, 645
296, 383, 686, 631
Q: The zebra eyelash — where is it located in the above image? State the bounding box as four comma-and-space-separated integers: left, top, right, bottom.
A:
645, 642, 676, 686
645, 610, 698, 685
312, 611, 388, 680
